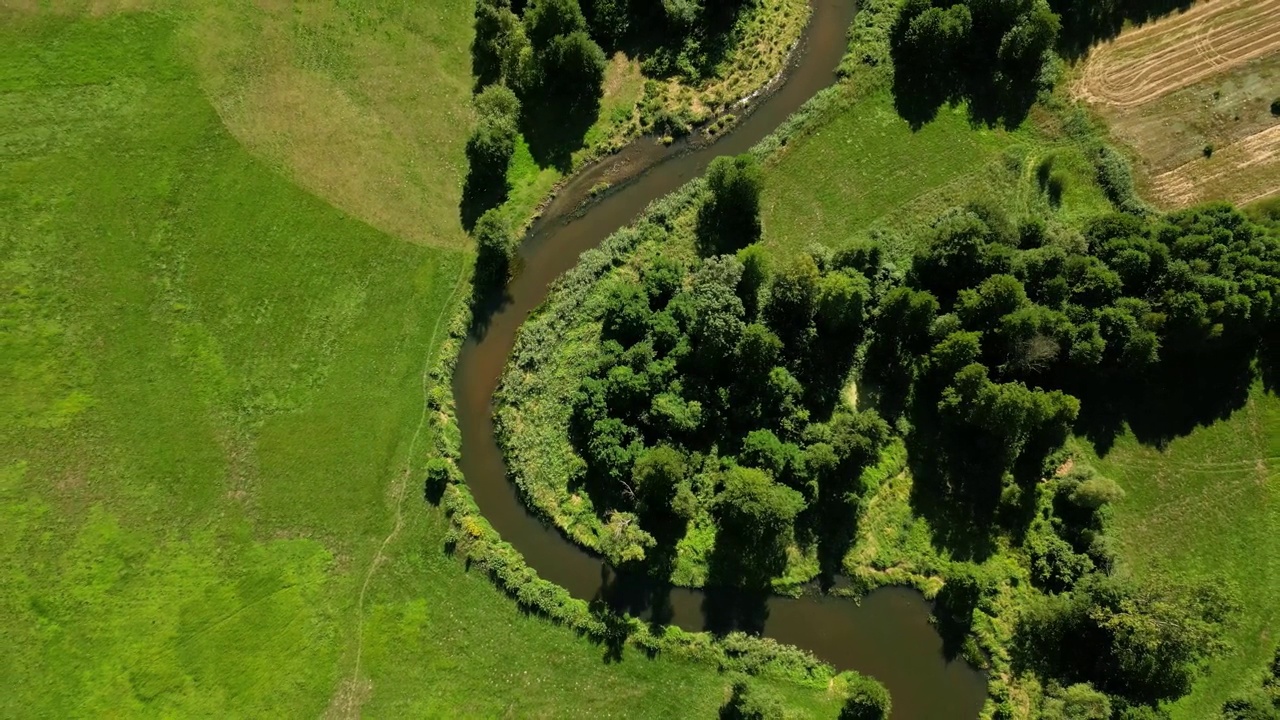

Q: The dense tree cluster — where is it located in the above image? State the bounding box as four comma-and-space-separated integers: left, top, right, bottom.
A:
583, 0, 753, 83
889, 0, 1208, 125
863, 201, 1280, 537
855, 202, 1277, 711
1017, 572, 1239, 706
891, 0, 1061, 126
1027, 464, 1123, 592
568, 157, 893, 584
462, 85, 522, 229
1047, 0, 1194, 59
467, 0, 606, 183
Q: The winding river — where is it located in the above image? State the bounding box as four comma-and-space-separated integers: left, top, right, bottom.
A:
452, 0, 988, 716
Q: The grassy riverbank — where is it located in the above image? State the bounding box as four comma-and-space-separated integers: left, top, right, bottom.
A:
0, 9, 851, 716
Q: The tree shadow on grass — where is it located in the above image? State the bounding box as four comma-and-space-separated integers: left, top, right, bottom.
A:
1051, 0, 1196, 62
1074, 345, 1257, 456
522, 99, 599, 174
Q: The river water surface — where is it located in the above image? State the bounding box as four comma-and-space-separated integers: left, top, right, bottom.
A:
452, 1, 988, 716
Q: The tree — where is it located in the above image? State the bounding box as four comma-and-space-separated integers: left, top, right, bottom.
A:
735, 323, 783, 382
524, 0, 587, 50
601, 281, 651, 346
839, 674, 891, 720
535, 30, 606, 116
762, 366, 809, 440
739, 429, 799, 485
647, 392, 703, 439
423, 457, 455, 503
690, 255, 747, 367
472, 209, 518, 291
736, 243, 770, 318
632, 445, 690, 516
714, 466, 805, 583
697, 154, 764, 256
956, 274, 1029, 330
462, 89, 521, 226
763, 254, 820, 357
600, 510, 655, 566
1018, 573, 1240, 704
643, 254, 685, 308
816, 270, 870, 340
472, 0, 529, 88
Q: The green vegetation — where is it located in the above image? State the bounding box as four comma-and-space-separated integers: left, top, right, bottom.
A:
0, 9, 872, 718
1222, 646, 1280, 719
494, 1, 1280, 716
1086, 386, 1280, 719
464, 0, 810, 229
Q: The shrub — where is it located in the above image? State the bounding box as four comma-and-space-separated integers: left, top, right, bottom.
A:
840, 673, 891, 719
1094, 145, 1146, 215
473, 209, 518, 291
1271, 98, 1280, 117
424, 457, 455, 504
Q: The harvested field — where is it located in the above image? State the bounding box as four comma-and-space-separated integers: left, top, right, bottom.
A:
1072, 0, 1280, 209
1074, 0, 1280, 108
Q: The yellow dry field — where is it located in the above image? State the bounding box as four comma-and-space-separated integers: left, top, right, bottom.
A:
1072, 0, 1280, 209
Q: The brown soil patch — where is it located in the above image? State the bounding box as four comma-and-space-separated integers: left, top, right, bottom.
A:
1072, 0, 1280, 209
1149, 123, 1280, 206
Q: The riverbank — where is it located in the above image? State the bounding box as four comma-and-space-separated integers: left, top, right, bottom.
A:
442, 0, 990, 716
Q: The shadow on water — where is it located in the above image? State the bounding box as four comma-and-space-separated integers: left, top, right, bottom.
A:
450, 0, 988, 716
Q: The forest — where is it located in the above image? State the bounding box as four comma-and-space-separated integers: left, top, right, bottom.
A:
468, 0, 1280, 716
511, 142, 1280, 714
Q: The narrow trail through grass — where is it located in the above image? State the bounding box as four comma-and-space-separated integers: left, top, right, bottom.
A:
339, 264, 470, 718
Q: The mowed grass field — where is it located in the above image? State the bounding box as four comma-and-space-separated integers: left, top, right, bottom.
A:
0, 10, 843, 718
1085, 385, 1280, 718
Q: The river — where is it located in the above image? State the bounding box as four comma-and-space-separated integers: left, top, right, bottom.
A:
451, 0, 988, 716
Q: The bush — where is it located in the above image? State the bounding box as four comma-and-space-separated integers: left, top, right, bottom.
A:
1094, 145, 1146, 215
1271, 98, 1280, 117
473, 209, 518, 292
424, 457, 455, 504
840, 673, 891, 719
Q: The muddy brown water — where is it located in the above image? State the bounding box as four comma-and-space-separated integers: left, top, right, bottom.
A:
452, 0, 988, 716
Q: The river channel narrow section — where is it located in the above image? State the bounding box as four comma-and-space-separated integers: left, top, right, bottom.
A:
452, 0, 988, 716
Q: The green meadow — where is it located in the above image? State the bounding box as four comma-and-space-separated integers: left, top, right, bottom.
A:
1087, 385, 1280, 719
0, 10, 840, 717
760, 90, 1113, 261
